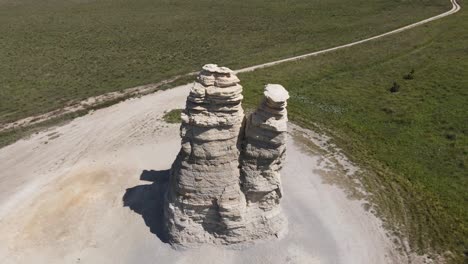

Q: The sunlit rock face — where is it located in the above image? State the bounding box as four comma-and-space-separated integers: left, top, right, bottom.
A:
164, 64, 288, 246
239, 84, 289, 240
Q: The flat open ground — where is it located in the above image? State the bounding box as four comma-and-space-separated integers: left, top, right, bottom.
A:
0, 85, 408, 264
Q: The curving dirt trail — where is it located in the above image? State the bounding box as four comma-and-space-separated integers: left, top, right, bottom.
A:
236, 0, 461, 73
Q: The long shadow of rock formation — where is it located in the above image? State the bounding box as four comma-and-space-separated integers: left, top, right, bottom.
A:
122, 169, 170, 243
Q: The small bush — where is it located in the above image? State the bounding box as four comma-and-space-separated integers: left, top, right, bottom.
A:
390, 82, 401, 93
445, 132, 457, 141
403, 69, 415, 80
381, 107, 395, 114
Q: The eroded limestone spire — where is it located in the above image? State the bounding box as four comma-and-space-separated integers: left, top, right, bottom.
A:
164, 65, 288, 246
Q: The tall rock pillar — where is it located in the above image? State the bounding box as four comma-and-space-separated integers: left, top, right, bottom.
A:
164, 64, 246, 245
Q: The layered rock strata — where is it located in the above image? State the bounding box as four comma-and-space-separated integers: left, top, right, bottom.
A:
164, 64, 289, 246
164, 64, 246, 245
239, 84, 289, 239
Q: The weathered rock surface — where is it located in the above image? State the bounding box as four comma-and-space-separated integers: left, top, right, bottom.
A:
238, 84, 289, 240
164, 64, 246, 246
164, 65, 288, 246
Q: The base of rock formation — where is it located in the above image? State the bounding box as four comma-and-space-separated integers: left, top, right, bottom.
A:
164, 64, 289, 246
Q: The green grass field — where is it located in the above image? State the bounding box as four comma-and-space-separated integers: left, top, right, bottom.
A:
0, 0, 449, 124
238, 4, 467, 262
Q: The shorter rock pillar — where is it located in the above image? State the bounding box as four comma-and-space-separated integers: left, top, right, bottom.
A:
239, 84, 289, 239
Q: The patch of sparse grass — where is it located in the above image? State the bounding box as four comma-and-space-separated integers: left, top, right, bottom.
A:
0, 0, 449, 125
159, 75, 195, 91
239, 6, 467, 263
162, 109, 183, 124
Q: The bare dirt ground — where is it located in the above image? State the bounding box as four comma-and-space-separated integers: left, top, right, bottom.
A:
0, 84, 410, 264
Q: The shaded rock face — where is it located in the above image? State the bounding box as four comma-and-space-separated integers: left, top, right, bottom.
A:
164, 64, 288, 246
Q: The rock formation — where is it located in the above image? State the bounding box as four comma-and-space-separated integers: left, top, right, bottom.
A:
238, 84, 289, 239
164, 64, 289, 246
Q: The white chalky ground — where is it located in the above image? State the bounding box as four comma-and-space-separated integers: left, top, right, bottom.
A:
0, 85, 404, 264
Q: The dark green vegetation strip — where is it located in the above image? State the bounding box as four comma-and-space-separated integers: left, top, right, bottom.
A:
0, 110, 87, 148
239, 5, 467, 262
0, 0, 448, 124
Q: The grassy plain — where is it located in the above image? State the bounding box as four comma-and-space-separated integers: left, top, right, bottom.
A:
239, 4, 467, 262
0, 0, 448, 124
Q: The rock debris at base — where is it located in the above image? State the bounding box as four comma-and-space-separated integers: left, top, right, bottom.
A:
164, 64, 289, 246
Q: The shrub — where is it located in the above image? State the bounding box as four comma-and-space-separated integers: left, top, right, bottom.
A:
390, 82, 401, 93
403, 69, 415, 80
